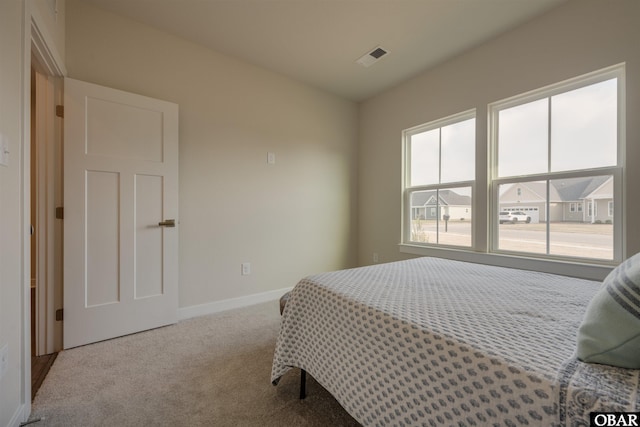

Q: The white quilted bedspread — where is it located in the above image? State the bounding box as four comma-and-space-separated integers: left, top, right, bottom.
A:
271, 257, 640, 426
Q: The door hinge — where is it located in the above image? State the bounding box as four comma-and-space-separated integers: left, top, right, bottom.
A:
55, 206, 63, 219
55, 105, 64, 118
55, 309, 63, 321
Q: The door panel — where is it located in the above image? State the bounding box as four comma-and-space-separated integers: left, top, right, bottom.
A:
85, 170, 120, 307
135, 174, 164, 299
86, 97, 164, 161
64, 78, 178, 349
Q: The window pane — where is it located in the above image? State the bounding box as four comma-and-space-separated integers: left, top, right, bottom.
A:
497, 177, 614, 261
409, 187, 472, 247
551, 79, 617, 171
410, 189, 437, 243
438, 187, 472, 247
498, 181, 546, 254
441, 118, 475, 183
409, 128, 439, 186
498, 99, 548, 177
549, 176, 613, 260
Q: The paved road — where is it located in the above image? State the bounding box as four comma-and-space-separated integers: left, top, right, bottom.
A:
411, 220, 613, 259
499, 224, 612, 258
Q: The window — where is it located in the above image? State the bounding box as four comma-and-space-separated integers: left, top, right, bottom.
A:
403, 111, 475, 247
490, 65, 623, 262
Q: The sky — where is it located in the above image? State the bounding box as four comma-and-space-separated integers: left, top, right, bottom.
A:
408, 77, 617, 186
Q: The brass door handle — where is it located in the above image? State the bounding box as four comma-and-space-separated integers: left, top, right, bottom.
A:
158, 219, 176, 227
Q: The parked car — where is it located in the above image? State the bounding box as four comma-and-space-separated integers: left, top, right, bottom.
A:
499, 211, 531, 224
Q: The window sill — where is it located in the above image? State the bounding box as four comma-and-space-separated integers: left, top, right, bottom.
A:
399, 244, 613, 281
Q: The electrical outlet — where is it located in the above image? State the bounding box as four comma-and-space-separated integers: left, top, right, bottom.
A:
0, 344, 8, 380
241, 262, 251, 275
267, 152, 276, 165
373, 253, 379, 263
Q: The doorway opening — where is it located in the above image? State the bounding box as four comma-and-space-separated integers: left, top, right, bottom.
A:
30, 63, 63, 399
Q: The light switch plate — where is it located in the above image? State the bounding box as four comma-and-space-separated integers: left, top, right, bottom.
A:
241, 262, 251, 275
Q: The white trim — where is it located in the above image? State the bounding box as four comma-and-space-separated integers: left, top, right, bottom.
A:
402, 110, 476, 247
404, 109, 477, 136
487, 63, 624, 113
399, 244, 612, 281
20, 2, 67, 423
177, 287, 294, 321
29, 4, 66, 76
7, 403, 29, 427
21, 1, 32, 420
487, 64, 624, 264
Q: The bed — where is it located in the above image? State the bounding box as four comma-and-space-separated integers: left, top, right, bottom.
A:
271, 256, 640, 426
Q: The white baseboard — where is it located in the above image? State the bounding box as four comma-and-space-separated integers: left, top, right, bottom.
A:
177, 286, 293, 321
7, 403, 28, 427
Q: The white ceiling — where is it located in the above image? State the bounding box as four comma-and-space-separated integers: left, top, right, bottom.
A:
79, 0, 566, 101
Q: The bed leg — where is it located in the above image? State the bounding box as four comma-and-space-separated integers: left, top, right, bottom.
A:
300, 369, 306, 399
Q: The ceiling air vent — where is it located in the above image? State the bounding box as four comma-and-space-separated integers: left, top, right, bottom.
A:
356, 46, 389, 68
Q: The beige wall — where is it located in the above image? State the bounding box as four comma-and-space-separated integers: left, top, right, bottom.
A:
5, 0, 638, 423
65, 0, 358, 308
4, 0, 356, 422
358, 0, 640, 275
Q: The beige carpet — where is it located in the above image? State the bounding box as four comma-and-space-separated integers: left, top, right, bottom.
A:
30, 301, 360, 426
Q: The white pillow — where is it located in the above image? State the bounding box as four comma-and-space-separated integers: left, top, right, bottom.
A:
576, 252, 640, 368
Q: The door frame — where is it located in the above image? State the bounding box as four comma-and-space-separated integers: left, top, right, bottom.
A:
21, 1, 66, 418
31, 67, 63, 356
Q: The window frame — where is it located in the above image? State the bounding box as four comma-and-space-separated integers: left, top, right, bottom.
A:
488, 64, 625, 264
400, 64, 625, 277
401, 109, 476, 249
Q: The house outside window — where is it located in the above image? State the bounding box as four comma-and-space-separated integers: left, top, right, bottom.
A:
403, 110, 475, 247
490, 64, 623, 262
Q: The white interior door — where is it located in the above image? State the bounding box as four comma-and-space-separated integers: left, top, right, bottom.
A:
64, 78, 179, 349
